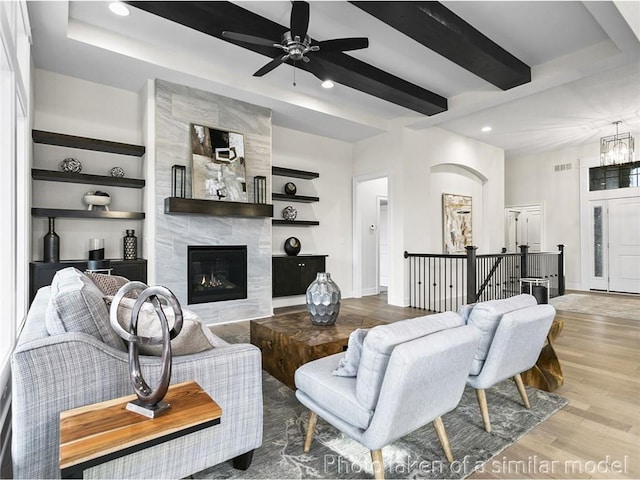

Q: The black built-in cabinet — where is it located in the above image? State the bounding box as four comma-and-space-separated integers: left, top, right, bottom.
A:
272, 255, 327, 297
29, 259, 147, 303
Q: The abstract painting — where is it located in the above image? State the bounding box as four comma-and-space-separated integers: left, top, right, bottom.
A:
443, 193, 472, 254
191, 124, 247, 202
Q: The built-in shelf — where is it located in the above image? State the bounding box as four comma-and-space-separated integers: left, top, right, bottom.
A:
272, 166, 319, 180
32, 130, 146, 157
32, 169, 145, 189
272, 220, 320, 226
272, 193, 319, 203
164, 197, 273, 218
31, 208, 145, 220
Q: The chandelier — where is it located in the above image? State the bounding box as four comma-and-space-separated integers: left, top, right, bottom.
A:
600, 121, 635, 166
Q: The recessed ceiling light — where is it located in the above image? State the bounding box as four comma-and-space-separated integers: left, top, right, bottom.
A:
109, 2, 130, 16
481, 126, 492, 133
321, 80, 334, 89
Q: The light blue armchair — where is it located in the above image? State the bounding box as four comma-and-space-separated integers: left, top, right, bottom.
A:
294, 312, 481, 480
462, 295, 556, 432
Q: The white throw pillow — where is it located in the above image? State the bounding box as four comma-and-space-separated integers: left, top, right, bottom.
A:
107, 296, 225, 356
332, 328, 370, 377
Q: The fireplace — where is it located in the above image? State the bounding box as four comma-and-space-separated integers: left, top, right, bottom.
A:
187, 245, 247, 304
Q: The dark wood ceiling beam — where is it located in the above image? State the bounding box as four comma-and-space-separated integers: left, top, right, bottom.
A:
127, 1, 447, 116
351, 1, 531, 90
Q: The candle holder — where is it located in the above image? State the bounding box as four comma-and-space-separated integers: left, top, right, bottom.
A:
171, 165, 186, 198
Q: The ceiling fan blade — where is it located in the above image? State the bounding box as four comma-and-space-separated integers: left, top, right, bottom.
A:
305, 57, 334, 83
290, 1, 310, 40
222, 31, 279, 48
317, 38, 369, 52
253, 54, 290, 77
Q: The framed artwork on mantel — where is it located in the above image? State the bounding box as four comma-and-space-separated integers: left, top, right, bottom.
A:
443, 193, 472, 254
191, 124, 248, 202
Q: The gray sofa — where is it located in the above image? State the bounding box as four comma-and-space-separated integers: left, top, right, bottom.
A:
12, 268, 263, 479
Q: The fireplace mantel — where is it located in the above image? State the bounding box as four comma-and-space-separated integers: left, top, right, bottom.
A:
164, 197, 273, 218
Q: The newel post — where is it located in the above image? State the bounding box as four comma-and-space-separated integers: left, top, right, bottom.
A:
557, 244, 565, 296
519, 244, 529, 279
466, 246, 478, 304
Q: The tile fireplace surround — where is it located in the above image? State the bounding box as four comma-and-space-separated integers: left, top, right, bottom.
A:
153, 79, 272, 324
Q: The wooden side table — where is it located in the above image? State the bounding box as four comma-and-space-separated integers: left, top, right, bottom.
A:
521, 318, 564, 391
251, 312, 384, 388
59, 380, 221, 478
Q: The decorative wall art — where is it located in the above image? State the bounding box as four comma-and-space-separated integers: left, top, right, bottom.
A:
191, 124, 247, 202
442, 193, 472, 254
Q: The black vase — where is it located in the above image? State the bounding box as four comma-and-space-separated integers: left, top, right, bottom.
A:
123, 229, 138, 260
43, 217, 60, 263
284, 237, 301, 256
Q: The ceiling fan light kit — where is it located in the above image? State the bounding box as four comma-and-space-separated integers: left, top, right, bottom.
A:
222, 1, 368, 86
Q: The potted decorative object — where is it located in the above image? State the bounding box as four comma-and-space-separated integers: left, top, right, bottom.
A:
306, 272, 341, 326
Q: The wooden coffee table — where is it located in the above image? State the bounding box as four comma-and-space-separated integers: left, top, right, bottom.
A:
250, 312, 385, 388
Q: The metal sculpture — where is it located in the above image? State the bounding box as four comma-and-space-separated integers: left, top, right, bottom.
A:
109, 281, 184, 418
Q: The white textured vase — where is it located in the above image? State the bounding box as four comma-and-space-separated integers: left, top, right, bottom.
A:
306, 272, 341, 326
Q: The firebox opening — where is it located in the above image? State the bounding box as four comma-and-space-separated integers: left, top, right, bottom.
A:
187, 245, 247, 304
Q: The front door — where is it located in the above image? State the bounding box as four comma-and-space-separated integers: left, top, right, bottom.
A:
589, 197, 640, 294
608, 197, 640, 293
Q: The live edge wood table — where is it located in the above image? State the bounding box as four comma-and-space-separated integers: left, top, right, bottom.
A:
251, 312, 385, 389
521, 317, 564, 392
59, 380, 221, 479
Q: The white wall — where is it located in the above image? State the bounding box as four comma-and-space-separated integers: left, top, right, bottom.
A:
354, 124, 505, 306
272, 126, 353, 307
32, 70, 144, 261
506, 144, 585, 289
353, 123, 404, 304
34, 69, 141, 143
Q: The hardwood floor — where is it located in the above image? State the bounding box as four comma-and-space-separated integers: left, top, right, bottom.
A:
211, 292, 640, 479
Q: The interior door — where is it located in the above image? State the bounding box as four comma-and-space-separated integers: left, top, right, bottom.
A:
608, 197, 640, 293
527, 209, 542, 252
504, 205, 542, 252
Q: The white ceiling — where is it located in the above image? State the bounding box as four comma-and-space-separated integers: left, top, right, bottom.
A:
27, 1, 640, 156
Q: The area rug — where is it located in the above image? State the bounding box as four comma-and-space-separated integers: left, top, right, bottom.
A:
550, 293, 640, 321
193, 371, 567, 479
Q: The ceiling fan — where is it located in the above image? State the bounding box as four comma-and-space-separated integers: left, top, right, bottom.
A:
222, 1, 368, 84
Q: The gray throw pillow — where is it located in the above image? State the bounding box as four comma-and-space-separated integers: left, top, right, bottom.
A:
45, 267, 126, 351
332, 328, 370, 377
